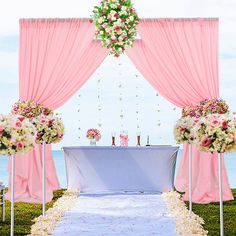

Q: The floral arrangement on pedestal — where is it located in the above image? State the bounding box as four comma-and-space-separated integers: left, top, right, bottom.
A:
0, 114, 36, 155
91, 0, 139, 57
173, 117, 199, 144
33, 114, 64, 144
86, 128, 101, 145
182, 99, 228, 118
194, 114, 236, 153
11, 99, 52, 119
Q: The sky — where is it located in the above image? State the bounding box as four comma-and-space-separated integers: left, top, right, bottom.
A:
0, 0, 236, 149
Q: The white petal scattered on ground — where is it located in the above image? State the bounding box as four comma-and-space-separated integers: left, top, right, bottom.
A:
52, 193, 179, 236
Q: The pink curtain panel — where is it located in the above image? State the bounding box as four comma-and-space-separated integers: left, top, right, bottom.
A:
7, 18, 233, 204
6, 18, 108, 203
127, 18, 233, 203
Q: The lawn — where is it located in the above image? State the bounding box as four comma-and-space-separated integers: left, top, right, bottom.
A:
0, 190, 64, 236
192, 189, 236, 236
0, 189, 235, 236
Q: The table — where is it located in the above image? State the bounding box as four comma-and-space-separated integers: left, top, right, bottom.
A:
0, 185, 5, 222
63, 146, 179, 193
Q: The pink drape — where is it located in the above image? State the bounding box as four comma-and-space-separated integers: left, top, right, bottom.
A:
127, 18, 233, 203
6, 19, 108, 203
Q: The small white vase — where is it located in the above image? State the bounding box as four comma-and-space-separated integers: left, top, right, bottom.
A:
90, 138, 96, 146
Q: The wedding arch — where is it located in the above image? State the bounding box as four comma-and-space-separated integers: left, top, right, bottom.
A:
6, 17, 233, 204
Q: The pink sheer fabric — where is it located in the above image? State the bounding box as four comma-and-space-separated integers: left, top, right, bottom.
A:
127, 18, 233, 203
6, 19, 108, 203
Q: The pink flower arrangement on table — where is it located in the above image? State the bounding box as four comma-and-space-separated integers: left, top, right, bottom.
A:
174, 117, 199, 144
91, 0, 139, 57
11, 99, 52, 119
86, 128, 101, 141
0, 114, 36, 155
33, 114, 64, 144
195, 114, 236, 153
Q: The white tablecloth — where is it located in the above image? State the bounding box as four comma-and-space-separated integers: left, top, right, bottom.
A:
63, 146, 179, 193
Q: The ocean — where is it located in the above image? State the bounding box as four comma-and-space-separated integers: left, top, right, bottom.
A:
0, 150, 236, 188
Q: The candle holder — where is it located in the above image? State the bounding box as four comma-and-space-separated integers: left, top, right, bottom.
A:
136, 131, 141, 146
111, 132, 116, 146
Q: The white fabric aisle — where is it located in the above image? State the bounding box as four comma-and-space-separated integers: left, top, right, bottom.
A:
52, 193, 179, 236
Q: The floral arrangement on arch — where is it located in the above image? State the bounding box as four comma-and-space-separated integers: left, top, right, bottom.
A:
182, 99, 228, 118
12, 99, 53, 119
86, 128, 101, 141
0, 114, 36, 155
174, 117, 199, 144
91, 0, 139, 57
33, 114, 64, 144
195, 114, 236, 153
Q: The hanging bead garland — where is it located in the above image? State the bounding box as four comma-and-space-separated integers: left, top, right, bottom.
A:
77, 93, 82, 141
97, 75, 102, 128
118, 62, 124, 130
135, 74, 140, 130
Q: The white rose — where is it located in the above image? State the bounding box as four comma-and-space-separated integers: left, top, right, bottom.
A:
111, 35, 116, 40
110, 10, 116, 16
105, 27, 111, 33
129, 16, 134, 21
121, 6, 127, 11
98, 18, 104, 24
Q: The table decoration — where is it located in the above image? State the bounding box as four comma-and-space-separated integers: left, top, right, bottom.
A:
136, 130, 141, 146
33, 114, 64, 216
120, 130, 129, 146
86, 128, 101, 146
91, 0, 139, 57
0, 114, 36, 236
195, 113, 236, 236
111, 131, 116, 146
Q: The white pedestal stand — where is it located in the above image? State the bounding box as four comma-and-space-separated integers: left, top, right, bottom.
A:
189, 143, 193, 215
42, 142, 46, 216
218, 153, 224, 236
10, 155, 15, 236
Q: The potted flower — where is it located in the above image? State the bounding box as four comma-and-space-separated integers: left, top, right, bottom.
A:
86, 128, 101, 146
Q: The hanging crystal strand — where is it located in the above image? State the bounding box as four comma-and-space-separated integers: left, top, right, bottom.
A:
97, 74, 102, 128
77, 94, 82, 143
135, 74, 140, 130
135, 74, 141, 146
118, 61, 124, 131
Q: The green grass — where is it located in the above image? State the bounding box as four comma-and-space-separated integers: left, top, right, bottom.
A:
0, 189, 236, 235
0, 189, 64, 236
190, 189, 236, 236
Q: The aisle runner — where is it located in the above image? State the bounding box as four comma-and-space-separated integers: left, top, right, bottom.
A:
52, 193, 179, 236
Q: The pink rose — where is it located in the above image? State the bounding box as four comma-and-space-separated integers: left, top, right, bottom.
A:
115, 26, 121, 32
201, 136, 211, 147
0, 126, 3, 134
16, 142, 24, 150
18, 116, 25, 122
222, 121, 228, 129
15, 122, 22, 128
211, 119, 219, 126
